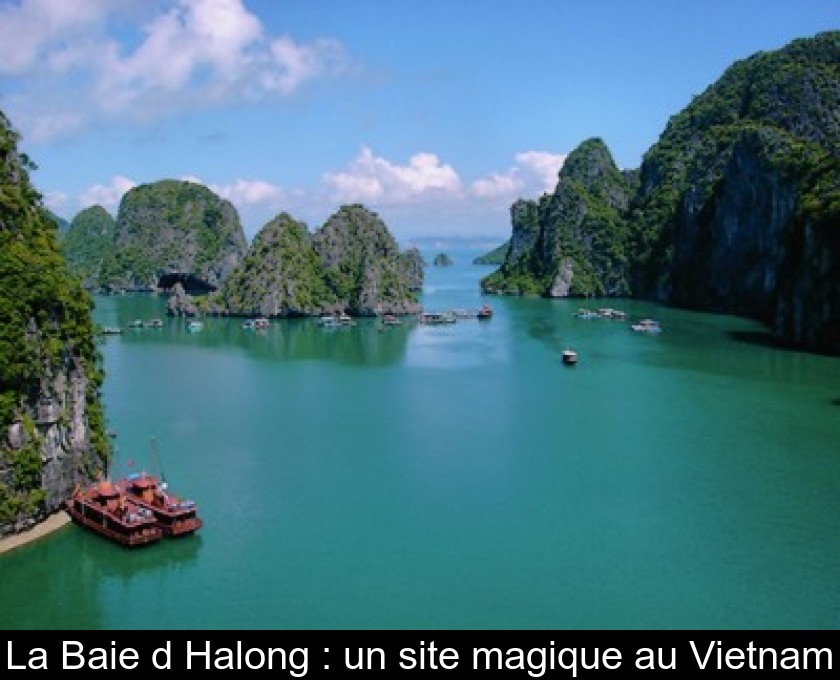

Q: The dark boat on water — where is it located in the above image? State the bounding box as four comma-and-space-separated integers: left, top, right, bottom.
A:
477, 305, 493, 319
65, 481, 163, 547
120, 472, 202, 537
561, 348, 579, 366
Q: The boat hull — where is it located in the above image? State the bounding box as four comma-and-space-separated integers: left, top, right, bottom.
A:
135, 504, 203, 537
65, 499, 162, 547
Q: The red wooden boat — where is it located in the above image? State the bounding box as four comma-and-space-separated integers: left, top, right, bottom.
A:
65, 481, 163, 547
477, 304, 493, 319
120, 472, 202, 537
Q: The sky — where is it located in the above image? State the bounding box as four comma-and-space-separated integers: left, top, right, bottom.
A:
0, 0, 837, 242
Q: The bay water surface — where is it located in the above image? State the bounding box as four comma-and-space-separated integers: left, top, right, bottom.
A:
1, 249, 838, 629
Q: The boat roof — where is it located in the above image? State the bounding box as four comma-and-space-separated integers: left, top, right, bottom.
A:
97, 481, 119, 498
127, 476, 156, 489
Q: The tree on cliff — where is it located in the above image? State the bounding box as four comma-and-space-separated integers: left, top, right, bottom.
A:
0, 111, 108, 532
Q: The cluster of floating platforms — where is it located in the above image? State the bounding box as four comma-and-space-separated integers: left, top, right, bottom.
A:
241, 317, 270, 330
129, 318, 164, 329
99, 318, 164, 335
574, 308, 662, 334
565, 308, 664, 367
419, 305, 493, 325
319, 313, 356, 328
574, 308, 627, 320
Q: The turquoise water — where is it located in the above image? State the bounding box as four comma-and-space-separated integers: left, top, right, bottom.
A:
2, 249, 839, 629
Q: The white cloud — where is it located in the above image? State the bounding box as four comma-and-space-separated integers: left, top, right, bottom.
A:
2, 0, 354, 141
469, 151, 566, 203
515, 151, 566, 193
324, 147, 463, 205
212, 179, 283, 206
99, 0, 263, 111
78, 175, 136, 212
0, 0, 112, 75
264, 36, 348, 95
43, 189, 70, 215
470, 170, 523, 199
25, 110, 87, 143
57, 148, 565, 240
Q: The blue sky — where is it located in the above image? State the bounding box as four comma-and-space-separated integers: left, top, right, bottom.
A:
1, 0, 837, 241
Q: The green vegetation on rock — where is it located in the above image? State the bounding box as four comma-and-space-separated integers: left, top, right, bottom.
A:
484, 30, 839, 353
482, 138, 633, 297
313, 205, 421, 315
473, 241, 510, 265
629, 29, 839, 351
213, 205, 422, 317
216, 213, 331, 316
433, 253, 454, 267
400, 247, 425, 291
61, 205, 115, 287
46, 210, 69, 235
0, 110, 108, 531
100, 180, 247, 290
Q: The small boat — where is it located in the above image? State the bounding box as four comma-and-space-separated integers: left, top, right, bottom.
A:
631, 319, 662, 334
185, 320, 203, 332
320, 315, 339, 328
477, 305, 493, 320
241, 319, 255, 330
574, 309, 599, 320
420, 311, 456, 324
382, 314, 401, 326
561, 348, 578, 365
100, 326, 123, 335
146, 318, 164, 328
128, 319, 144, 329
338, 313, 355, 326
120, 472, 202, 538
65, 481, 163, 547
254, 317, 269, 330
452, 309, 475, 319
596, 308, 627, 320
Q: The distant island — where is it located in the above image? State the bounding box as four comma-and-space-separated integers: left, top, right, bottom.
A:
473, 242, 509, 265
199, 204, 422, 317
62, 179, 247, 293
482, 31, 839, 354
432, 253, 454, 267
60, 184, 423, 317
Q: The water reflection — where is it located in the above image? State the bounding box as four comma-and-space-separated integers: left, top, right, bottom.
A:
94, 295, 414, 368
0, 523, 201, 629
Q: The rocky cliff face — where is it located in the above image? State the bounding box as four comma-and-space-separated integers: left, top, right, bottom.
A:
207, 205, 421, 317
0, 110, 108, 536
631, 30, 839, 352
400, 247, 425, 291
312, 205, 422, 315
61, 205, 115, 288
101, 180, 247, 291
484, 31, 839, 353
215, 213, 331, 316
482, 138, 633, 297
